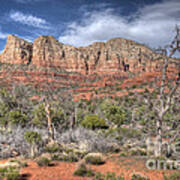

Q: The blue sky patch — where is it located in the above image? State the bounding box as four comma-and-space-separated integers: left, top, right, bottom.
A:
0, 0, 179, 53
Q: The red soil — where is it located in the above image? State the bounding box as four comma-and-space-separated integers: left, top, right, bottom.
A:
1, 155, 177, 180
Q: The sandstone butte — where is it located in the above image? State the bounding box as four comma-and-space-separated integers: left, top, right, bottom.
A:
0, 34, 178, 100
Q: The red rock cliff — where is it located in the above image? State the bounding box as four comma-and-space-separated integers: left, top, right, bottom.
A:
0, 35, 173, 75
0, 35, 32, 65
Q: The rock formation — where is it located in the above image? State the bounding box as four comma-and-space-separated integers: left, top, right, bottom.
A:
0, 34, 178, 101
0, 35, 164, 75
0, 35, 32, 65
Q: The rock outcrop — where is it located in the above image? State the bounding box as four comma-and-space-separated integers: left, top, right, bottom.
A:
0, 34, 178, 100
32, 36, 86, 74
80, 38, 158, 74
0, 35, 164, 75
0, 35, 32, 65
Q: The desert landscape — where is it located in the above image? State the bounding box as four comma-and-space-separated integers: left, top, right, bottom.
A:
0, 0, 180, 180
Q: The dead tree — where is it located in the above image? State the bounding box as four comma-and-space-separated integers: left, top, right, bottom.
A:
41, 69, 57, 144
44, 100, 55, 144
145, 26, 180, 157
41, 70, 78, 143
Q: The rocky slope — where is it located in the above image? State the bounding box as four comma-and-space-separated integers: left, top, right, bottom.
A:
0, 35, 178, 100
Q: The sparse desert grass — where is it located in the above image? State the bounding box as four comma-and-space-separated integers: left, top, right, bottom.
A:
85, 154, 105, 165
73, 162, 95, 177
36, 157, 52, 167
93, 172, 124, 180
163, 172, 180, 180
0, 166, 20, 180
131, 173, 150, 180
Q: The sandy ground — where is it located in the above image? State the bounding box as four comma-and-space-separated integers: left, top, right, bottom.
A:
1, 154, 178, 180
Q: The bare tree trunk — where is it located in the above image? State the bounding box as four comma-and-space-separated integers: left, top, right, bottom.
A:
155, 117, 163, 157
45, 103, 55, 144
131, 108, 136, 127
144, 26, 180, 157
154, 57, 168, 157
71, 103, 78, 128
74, 103, 78, 127
31, 144, 35, 158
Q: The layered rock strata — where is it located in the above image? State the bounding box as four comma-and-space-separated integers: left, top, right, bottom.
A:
0, 35, 167, 75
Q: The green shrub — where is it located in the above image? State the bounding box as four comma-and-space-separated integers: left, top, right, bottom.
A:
131, 174, 150, 180
51, 154, 59, 161
51, 107, 66, 127
9, 160, 28, 168
163, 172, 180, 180
32, 104, 46, 127
0, 103, 9, 126
118, 127, 142, 139
128, 92, 135, 96
132, 85, 137, 89
93, 172, 124, 180
55, 153, 79, 162
0, 167, 7, 179
105, 127, 142, 141
32, 104, 65, 127
73, 163, 94, 177
116, 87, 122, 91
129, 148, 147, 156
0, 166, 20, 180
93, 172, 104, 180
85, 156, 105, 165
45, 144, 62, 153
102, 105, 129, 126
104, 172, 124, 180
81, 115, 108, 130
24, 131, 41, 145
8, 111, 28, 127
24, 131, 41, 157
119, 152, 128, 157
36, 157, 51, 167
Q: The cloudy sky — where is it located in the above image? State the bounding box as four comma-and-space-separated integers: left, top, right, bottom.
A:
0, 0, 179, 52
